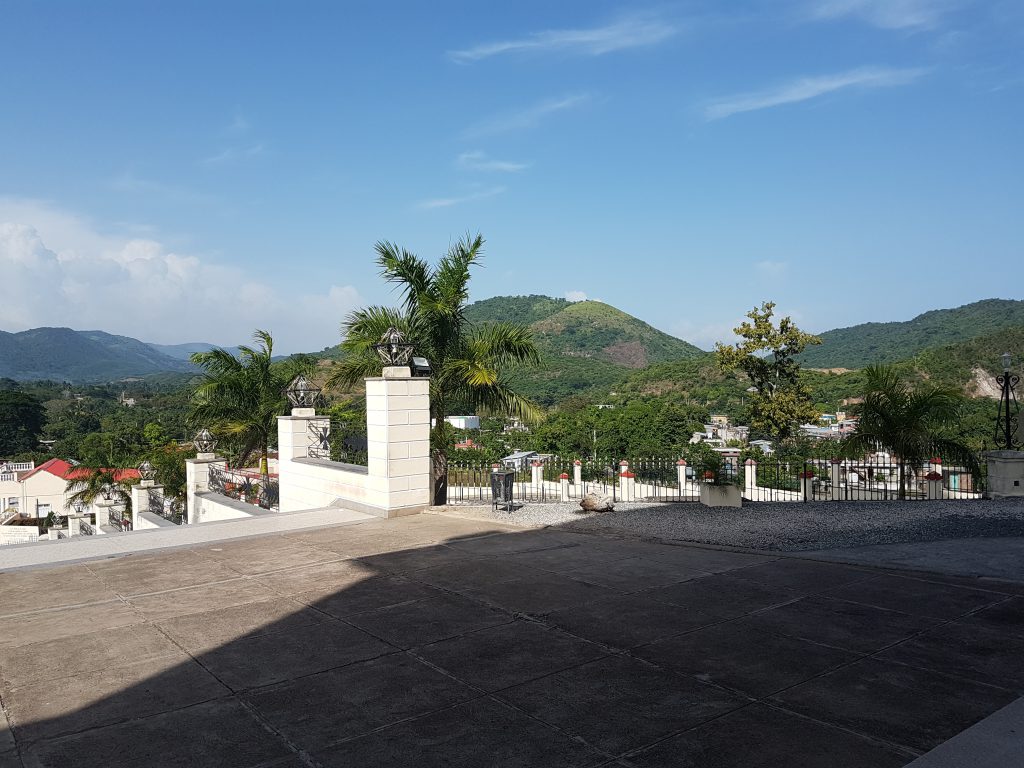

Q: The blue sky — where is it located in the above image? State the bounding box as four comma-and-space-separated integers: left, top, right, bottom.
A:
1, 0, 1021, 353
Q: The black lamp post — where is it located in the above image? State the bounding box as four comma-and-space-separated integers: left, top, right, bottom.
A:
995, 352, 1020, 450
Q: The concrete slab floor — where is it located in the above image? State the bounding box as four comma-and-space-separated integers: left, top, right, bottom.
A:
1, 513, 1023, 767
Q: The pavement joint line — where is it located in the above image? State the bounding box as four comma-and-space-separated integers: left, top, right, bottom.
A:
0, 596, 125, 621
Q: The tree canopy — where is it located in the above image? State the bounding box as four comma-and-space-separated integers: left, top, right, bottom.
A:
715, 301, 821, 442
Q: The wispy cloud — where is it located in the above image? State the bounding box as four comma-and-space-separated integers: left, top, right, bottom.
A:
808, 0, 960, 30
109, 172, 219, 206
755, 260, 789, 277
457, 150, 530, 173
565, 290, 588, 302
705, 66, 927, 120
201, 143, 265, 165
416, 186, 506, 210
467, 93, 592, 137
449, 15, 676, 63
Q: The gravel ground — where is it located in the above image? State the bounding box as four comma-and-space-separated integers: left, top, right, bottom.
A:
438, 497, 1024, 552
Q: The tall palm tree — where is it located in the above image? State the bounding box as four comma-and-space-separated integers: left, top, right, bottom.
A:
327, 234, 541, 504
841, 365, 979, 498
189, 330, 310, 478
65, 467, 134, 524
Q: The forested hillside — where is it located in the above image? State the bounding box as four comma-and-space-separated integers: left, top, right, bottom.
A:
801, 299, 1024, 368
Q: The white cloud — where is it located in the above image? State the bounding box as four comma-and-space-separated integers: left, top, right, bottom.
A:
669, 319, 736, 351
416, 186, 506, 210
467, 93, 593, 136
201, 143, 265, 165
564, 290, 588, 302
705, 66, 927, 120
449, 15, 676, 63
457, 151, 530, 173
0, 199, 362, 354
808, 0, 959, 30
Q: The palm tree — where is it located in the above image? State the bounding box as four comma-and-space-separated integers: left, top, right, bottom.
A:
189, 330, 310, 479
327, 234, 541, 504
65, 467, 134, 525
841, 365, 979, 498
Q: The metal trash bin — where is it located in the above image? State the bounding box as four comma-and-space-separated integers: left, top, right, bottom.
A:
491, 470, 515, 513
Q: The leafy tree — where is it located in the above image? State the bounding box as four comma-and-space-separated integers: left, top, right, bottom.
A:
148, 443, 196, 514
715, 302, 822, 442
143, 422, 171, 447
326, 234, 541, 504
189, 330, 310, 478
841, 365, 979, 498
0, 391, 46, 456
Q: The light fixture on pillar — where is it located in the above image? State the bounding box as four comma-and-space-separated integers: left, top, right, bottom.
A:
373, 327, 414, 366
100, 483, 114, 502
995, 352, 1020, 450
137, 459, 157, 483
411, 356, 432, 377
72, 500, 86, 515
194, 428, 217, 454
285, 374, 321, 410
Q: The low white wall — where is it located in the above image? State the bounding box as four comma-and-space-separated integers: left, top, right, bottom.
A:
134, 511, 179, 530
192, 492, 260, 523
279, 458, 380, 513
0, 526, 41, 546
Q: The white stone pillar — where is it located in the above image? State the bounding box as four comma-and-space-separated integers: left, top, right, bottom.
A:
573, 460, 582, 487
676, 459, 688, 496
744, 459, 757, 492
186, 454, 223, 524
559, 473, 570, 501
984, 451, 1024, 498
531, 461, 543, 491
830, 460, 843, 501
926, 474, 944, 500
365, 367, 431, 515
619, 461, 635, 502
800, 471, 814, 501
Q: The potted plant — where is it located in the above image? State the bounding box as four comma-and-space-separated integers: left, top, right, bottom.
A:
698, 453, 742, 508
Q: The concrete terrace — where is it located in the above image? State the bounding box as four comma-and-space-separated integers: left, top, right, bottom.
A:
2, 513, 1024, 767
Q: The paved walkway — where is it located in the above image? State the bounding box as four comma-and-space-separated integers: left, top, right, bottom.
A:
0, 507, 372, 571
1, 514, 1023, 767
801, 537, 1024, 583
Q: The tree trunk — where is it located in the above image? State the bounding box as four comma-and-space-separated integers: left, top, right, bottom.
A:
432, 448, 448, 506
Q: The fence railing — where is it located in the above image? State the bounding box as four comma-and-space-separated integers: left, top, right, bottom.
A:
306, 419, 369, 465
108, 506, 132, 532
445, 451, 986, 506
208, 465, 279, 510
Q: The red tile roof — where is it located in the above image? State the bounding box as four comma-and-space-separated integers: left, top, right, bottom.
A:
19, 458, 141, 483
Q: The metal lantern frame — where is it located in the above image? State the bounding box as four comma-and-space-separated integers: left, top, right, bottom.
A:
373, 327, 414, 366
194, 428, 217, 454
137, 459, 157, 482
100, 483, 114, 502
995, 352, 1020, 450
285, 374, 322, 409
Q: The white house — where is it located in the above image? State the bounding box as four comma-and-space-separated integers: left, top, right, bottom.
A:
445, 415, 480, 430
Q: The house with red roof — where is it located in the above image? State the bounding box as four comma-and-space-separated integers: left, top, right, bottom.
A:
1, 458, 140, 531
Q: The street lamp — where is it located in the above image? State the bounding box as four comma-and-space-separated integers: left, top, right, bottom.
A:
373, 327, 414, 366
995, 352, 1020, 450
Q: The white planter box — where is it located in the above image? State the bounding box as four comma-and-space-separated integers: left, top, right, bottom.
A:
699, 484, 742, 508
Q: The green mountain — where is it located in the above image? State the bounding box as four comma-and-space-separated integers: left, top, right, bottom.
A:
801, 298, 1024, 368
0, 328, 195, 382
466, 295, 704, 367
464, 295, 705, 406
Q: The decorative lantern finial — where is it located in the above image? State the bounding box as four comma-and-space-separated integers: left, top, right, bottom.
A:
137, 459, 157, 482
285, 374, 321, 409
373, 327, 414, 366
194, 428, 217, 454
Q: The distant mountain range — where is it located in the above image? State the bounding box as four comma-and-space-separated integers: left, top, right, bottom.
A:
1, 297, 1020, 390
801, 299, 1024, 368
0, 329, 239, 382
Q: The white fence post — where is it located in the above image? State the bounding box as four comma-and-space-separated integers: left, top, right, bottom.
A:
573, 460, 582, 487
560, 473, 570, 501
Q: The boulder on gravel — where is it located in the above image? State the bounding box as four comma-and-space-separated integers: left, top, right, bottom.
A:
580, 493, 614, 513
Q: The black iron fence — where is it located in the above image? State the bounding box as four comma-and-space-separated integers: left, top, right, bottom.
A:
445, 450, 986, 506
108, 506, 132, 532
208, 465, 280, 510
307, 419, 369, 465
